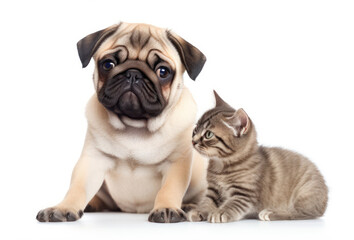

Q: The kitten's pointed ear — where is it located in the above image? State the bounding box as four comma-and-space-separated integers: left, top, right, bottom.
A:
167, 31, 206, 80
213, 90, 232, 108
230, 108, 250, 136
77, 24, 120, 68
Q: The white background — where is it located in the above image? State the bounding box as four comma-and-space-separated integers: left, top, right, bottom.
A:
0, 0, 353, 239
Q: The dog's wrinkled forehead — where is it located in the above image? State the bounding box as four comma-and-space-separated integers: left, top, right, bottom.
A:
95, 23, 176, 65
77, 22, 206, 81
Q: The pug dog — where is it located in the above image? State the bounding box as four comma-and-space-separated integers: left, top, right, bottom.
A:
36, 22, 207, 223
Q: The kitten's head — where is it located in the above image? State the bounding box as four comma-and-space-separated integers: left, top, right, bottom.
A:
192, 91, 257, 160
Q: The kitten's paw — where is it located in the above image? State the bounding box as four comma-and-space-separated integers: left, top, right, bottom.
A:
187, 209, 206, 222
208, 211, 234, 223
181, 203, 197, 213
258, 209, 273, 221
36, 207, 83, 222
148, 208, 186, 223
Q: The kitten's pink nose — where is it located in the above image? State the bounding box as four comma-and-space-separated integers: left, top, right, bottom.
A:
192, 140, 196, 146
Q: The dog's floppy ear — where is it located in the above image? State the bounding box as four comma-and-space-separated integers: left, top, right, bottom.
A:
77, 24, 120, 68
167, 31, 206, 80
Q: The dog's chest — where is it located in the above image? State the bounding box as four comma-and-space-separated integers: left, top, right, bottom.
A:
96, 128, 176, 165
105, 161, 167, 213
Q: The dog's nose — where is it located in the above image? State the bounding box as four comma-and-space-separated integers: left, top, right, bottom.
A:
126, 69, 143, 83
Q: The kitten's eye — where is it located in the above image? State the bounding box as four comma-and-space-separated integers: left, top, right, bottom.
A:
102, 59, 115, 71
205, 130, 214, 139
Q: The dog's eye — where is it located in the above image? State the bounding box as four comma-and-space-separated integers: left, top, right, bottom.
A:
102, 60, 115, 71
205, 130, 214, 139
156, 66, 170, 79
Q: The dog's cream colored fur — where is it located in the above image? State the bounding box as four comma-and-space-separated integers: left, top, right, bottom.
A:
37, 22, 207, 221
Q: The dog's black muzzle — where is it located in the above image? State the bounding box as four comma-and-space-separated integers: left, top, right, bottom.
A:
98, 60, 166, 119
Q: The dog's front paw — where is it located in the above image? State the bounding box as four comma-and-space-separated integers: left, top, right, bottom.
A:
148, 208, 186, 223
36, 207, 83, 222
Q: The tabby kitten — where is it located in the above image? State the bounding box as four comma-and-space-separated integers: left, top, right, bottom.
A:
188, 91, 328, 223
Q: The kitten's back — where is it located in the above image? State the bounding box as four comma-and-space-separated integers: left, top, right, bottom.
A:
258, 146, 328, 219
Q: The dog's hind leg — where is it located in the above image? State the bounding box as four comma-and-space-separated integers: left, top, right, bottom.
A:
85, 181, 120, 212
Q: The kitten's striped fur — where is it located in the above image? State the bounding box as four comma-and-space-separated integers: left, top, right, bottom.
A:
188, 91, 328, 223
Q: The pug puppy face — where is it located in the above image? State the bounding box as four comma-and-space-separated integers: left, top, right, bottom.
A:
77, 22, 206, 131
